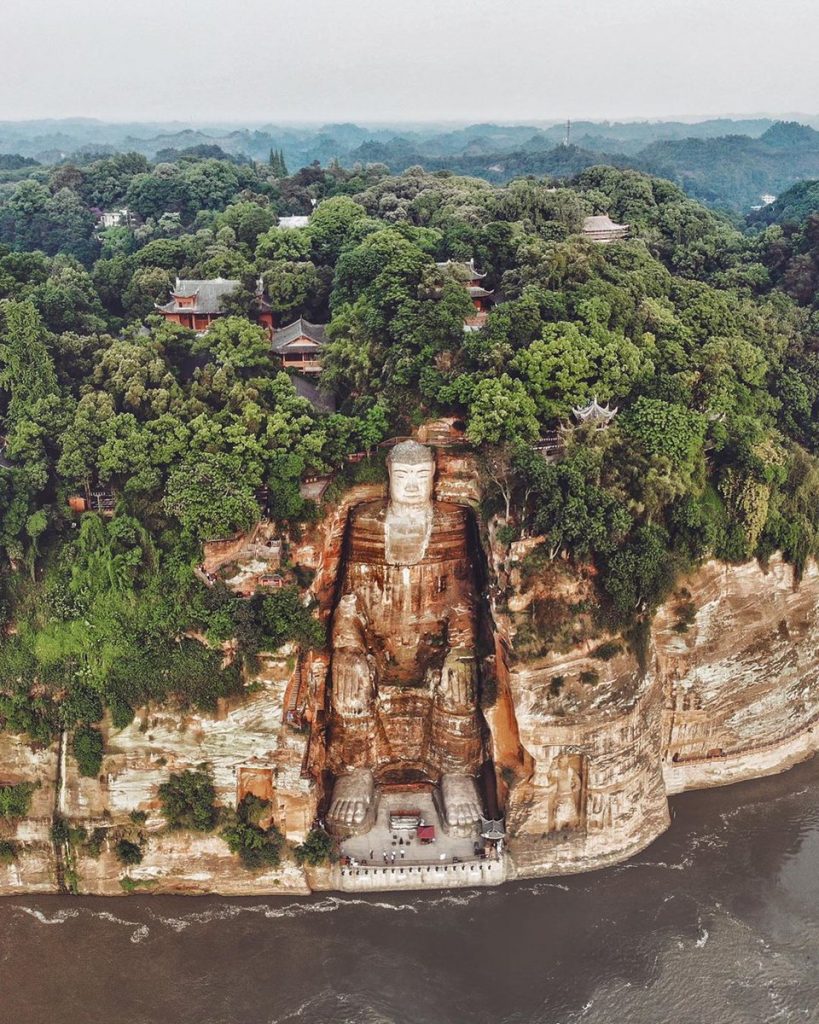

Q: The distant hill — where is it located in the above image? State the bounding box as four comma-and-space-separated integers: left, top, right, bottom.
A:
1, 116, 819, 211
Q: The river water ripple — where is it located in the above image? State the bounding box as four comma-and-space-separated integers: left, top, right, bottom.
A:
2, 758, 819, 1024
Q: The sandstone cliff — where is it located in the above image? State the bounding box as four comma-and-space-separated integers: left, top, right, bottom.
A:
3, 458, 819, 894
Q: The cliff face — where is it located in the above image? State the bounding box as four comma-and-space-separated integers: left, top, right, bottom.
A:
3, 456, 819, 895
497, 552, 819, 879
655, 557, 819, 792
0, 652, 315, 896
0, 733, 57, 894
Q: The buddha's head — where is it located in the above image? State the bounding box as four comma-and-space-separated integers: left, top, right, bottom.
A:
387, 441, 435, 511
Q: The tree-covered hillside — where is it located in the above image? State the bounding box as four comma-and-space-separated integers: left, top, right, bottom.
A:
2, 153, 819, 752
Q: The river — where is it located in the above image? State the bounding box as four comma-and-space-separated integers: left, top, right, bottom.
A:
2, 757, 819, 1024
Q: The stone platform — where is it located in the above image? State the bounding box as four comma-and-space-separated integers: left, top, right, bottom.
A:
336, 792, 504, 891
339, 791, 478, 866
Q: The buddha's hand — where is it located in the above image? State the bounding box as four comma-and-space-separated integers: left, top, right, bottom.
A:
331, 649, 374, 716
436, 647, 476, 710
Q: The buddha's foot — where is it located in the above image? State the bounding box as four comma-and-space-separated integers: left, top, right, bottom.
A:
327, 768, 375, 834
441, 773, 483, 831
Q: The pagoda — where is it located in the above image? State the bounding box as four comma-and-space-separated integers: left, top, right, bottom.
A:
436, 258, 494, 330
270, 318, 328, 374
572, 397, 618, 428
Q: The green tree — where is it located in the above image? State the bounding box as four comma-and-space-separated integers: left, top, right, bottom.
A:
115, 838, 143, 866
621, 397, 707, 470
191, 316, 271, 374
220, 795, 285, 868
72, 725, 104, 778
294, 827, 334, 866
158, 769, 218, 831
164, 452, 261, 541
0, 782, 35, 819
466, 374, 539, 446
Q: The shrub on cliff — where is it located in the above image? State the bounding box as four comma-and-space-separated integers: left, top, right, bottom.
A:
115, 838, 143, 866
72, 725, 104, 777
221, 796, 285, 869
257, 588, 325, 651
0, 782, 35, 819
294, 828, 334, 866
0, 840, 17, 863
158, 768, 218, 831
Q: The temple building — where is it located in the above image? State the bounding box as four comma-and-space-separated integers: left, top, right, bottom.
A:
573, 397, 618, 428
278, 215, 310, 229
436, 258, 494, 330
95, 208, 134, 230
270, 318, 328, 374
582, 214, 630, 243
156, 277, 275, 334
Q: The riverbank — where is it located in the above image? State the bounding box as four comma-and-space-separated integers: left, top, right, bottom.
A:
2, 756, 818, 1024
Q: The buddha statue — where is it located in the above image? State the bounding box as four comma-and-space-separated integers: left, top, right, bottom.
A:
326, 440, 485, 835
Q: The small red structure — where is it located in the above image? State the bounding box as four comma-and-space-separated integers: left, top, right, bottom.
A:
417, 824, 436, 843
436, 258, 494, 330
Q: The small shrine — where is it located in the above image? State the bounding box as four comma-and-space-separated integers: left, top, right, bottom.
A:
270, 318, 328, 374
582, 214, 630, 243
572, 397, 618, 428
436, 258, 494, 330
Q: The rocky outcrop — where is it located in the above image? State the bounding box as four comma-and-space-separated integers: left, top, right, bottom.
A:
0, 733, 58, 894
499, 644, 669, 878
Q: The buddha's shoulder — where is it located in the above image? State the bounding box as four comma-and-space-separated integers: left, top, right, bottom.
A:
350, 500, 468, 527
350, 500, 388, 527
432, 500, 469, 523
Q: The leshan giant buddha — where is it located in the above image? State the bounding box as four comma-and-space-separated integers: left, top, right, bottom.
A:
326, 440, 486, 835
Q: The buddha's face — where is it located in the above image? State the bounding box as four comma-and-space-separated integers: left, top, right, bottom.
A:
389, 459, 434, 509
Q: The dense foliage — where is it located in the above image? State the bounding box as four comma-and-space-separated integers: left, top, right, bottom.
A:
157, 769, 218, 832
72, 725, 104, 777
2, 148, 819, 739
220, 795, 286, 869
294, 827, 335, 866
0, 782, 35, 818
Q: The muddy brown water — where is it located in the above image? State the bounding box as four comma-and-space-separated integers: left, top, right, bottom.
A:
2, 758, 819, 1024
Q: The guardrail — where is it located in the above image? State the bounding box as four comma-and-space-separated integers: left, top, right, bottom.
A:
336, 855, 505, 890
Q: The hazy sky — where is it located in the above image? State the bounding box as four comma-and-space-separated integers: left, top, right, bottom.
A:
1, 0, 817, 123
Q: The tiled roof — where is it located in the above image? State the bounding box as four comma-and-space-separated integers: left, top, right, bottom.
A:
582, 215, 629, 238
291, 374, 336, 413
156, 277, 240, 315
573, 397, 618, 424
271, 318, 328, 354
278, 215, 310, 229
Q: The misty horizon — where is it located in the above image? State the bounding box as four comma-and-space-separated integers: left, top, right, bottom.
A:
2, 113, 819, 129
2, 0, 818, 123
